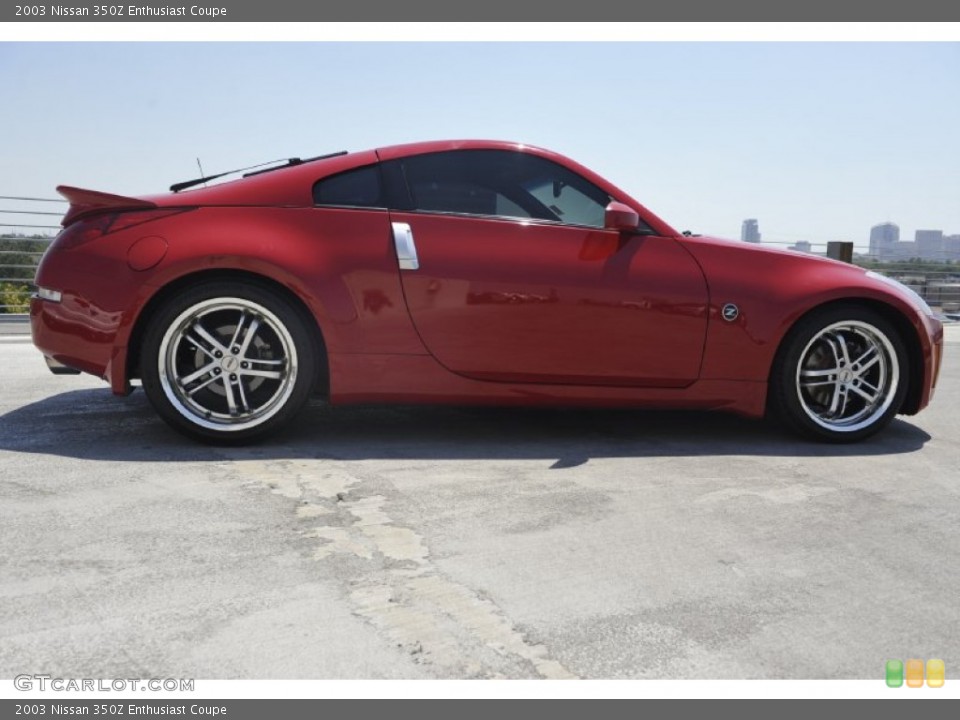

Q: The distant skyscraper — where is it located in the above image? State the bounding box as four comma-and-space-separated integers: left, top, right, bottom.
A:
891, 241, 918, 261
915, 230, 944, 261
869, 223, 899, 260
741, 219, 761, 243
944, 235, 960, 261
789, 241, 812, 253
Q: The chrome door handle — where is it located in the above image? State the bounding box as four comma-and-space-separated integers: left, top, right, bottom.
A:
391, 222, 420, 271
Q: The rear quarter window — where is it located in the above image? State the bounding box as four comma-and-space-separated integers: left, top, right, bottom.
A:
312, 165, 383, 208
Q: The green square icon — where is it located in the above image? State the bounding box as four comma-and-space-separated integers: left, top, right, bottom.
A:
886, 659, 904, 687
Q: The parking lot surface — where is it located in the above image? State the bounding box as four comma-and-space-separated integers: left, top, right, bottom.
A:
1, 326, 958, 679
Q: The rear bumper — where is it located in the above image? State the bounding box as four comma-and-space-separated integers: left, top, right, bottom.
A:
44, 355, 81, 375
30, 295, 121, 387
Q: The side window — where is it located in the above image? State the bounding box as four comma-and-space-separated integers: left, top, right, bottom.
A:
398, 150, 614, 228
312, 165, 383, 208
523, 177, 606, 229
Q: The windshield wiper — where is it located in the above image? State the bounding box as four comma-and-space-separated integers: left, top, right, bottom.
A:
170, 151, 348, 193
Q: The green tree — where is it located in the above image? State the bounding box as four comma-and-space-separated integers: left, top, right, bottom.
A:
0, 234, 50, 312
0, 282, 31, 313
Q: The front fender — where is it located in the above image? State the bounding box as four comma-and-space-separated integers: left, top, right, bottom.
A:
682, 238, 934, 382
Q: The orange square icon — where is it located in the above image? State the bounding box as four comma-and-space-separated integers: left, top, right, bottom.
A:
906, 659, 925, 687
927, 659, 945, 688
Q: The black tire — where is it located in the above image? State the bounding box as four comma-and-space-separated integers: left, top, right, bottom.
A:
141, 280, 318, 444
769, 305, 909, 443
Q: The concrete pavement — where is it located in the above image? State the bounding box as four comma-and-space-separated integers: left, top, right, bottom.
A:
1, 327, 958, 679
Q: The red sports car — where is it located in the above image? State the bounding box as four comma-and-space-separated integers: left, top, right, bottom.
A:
31, 140, 944, 443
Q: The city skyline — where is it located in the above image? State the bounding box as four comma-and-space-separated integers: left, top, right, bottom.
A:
867, 222, 960, 262
746, 216, 960, 260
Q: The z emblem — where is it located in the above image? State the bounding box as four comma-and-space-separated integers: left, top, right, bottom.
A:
721, 303, 740, 322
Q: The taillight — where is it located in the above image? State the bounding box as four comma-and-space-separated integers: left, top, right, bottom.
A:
56, 208, 191, 250
55, 214, 114, 250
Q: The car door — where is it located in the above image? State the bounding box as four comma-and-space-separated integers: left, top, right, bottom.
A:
384, 149, 709, 388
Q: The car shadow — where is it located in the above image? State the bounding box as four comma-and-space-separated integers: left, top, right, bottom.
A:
0, 388, 931, 466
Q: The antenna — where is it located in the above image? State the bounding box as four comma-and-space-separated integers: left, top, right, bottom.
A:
170, 152, 347, 193
196, 158, 207, 187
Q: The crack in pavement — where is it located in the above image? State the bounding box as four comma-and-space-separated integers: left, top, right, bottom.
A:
215, 453, 576, 679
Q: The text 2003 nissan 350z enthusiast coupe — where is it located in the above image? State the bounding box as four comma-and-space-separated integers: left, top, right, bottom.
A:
31, 140, 943, 443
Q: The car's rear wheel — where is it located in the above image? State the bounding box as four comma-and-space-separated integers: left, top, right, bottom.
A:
141, 281, 317, 443
770, 305, 909, 442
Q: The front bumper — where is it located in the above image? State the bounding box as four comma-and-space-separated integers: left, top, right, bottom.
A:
914, 313, 944, 413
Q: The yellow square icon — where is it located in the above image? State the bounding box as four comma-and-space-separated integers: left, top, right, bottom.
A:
927, 659, 945, 688
906, 659, 924, 687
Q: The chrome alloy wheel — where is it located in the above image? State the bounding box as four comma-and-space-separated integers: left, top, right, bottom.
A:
157, 297, 299, 432
795, 320, 900, 433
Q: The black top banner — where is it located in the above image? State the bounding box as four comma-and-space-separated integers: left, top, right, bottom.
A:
5, 1, 960, 21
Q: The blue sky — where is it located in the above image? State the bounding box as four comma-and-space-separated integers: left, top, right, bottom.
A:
2, 41, 957, 247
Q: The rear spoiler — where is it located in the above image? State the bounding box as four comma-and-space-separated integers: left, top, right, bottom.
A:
57, 185, 157, 226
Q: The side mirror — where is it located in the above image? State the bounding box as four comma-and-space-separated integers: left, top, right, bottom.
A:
604, 201, 640, 232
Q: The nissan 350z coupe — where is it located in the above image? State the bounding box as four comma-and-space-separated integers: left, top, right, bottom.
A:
31, 140, 944, 443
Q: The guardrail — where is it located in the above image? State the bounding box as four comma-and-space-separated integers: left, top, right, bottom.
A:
0, 195, 63, 313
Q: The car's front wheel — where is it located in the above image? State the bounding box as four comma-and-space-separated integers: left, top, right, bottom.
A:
141, 281, 317, 443
770, 305, 909, 442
